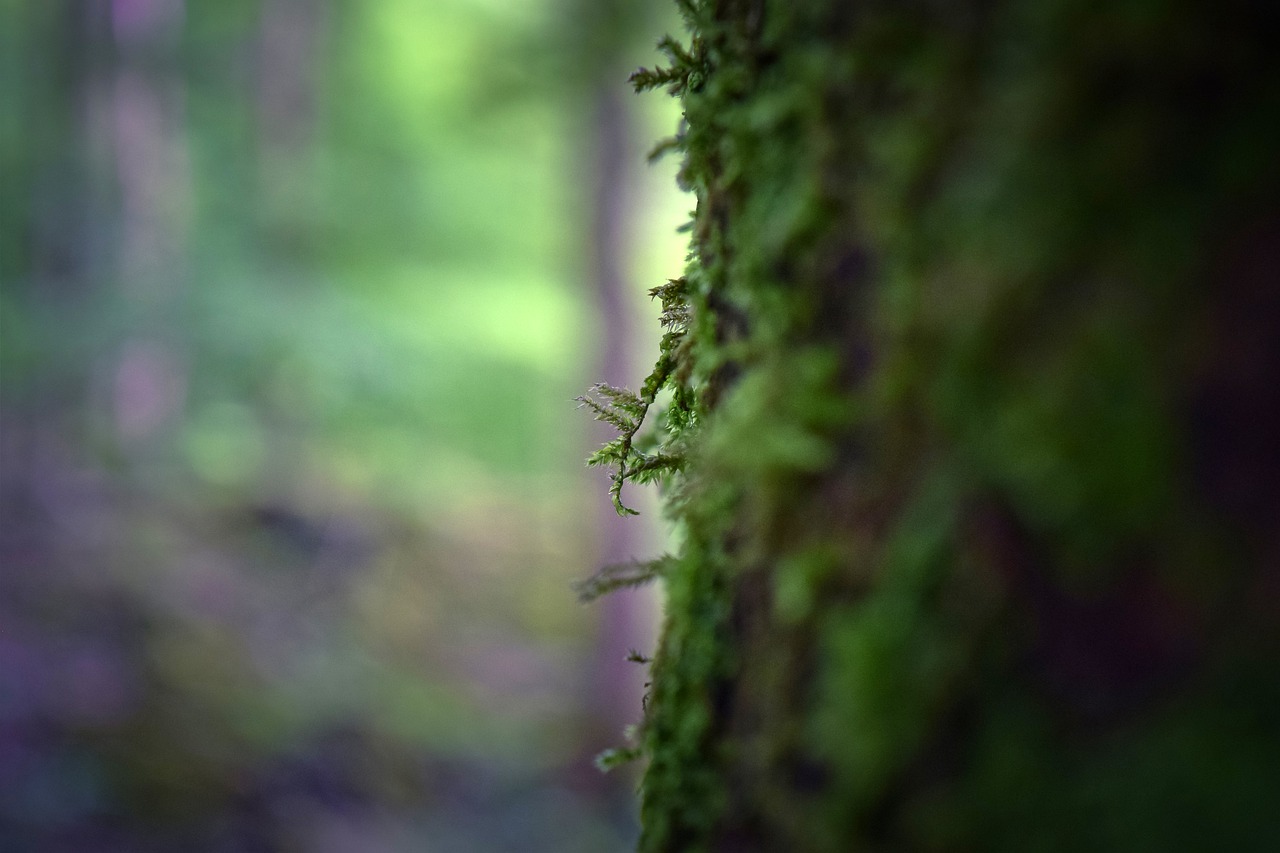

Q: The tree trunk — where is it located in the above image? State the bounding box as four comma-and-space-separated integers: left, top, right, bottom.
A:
627, 1, 1280, 850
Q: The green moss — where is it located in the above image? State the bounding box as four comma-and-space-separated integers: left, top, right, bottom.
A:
638, 539, 734, 852
772, 544, 843, 626
582, 0, 1280, 848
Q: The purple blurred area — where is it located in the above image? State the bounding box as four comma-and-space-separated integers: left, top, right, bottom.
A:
0, 410, 646, 852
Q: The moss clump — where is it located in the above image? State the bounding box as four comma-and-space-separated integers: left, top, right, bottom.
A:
584, 0, 1280, 849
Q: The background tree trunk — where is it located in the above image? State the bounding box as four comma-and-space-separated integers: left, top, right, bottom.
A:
634, 1, 1280, 850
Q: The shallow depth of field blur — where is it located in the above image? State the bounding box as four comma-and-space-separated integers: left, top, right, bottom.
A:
0, 1, 686, 849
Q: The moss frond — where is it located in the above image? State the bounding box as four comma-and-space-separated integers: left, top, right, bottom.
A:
572, 555, 677, 603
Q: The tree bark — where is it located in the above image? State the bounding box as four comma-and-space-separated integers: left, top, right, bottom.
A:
633, 1, 1280, 850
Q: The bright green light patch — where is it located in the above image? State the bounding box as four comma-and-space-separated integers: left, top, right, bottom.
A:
361, 0, 479, 107
369, 268, 588, 374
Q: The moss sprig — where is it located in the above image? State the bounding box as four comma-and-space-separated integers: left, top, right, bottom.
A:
572, 554, 677, 602
579, 277, 695, 516
630, 35, 703, 96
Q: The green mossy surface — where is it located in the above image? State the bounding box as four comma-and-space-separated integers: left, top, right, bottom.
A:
586, 0, 1280, 849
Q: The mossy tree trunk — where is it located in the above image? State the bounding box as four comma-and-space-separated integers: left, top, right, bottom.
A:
613, 1, 1280, 850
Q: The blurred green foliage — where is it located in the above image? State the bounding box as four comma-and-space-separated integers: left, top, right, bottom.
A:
0, 0, 684, 849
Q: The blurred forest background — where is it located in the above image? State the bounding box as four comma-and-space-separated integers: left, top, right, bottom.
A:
0, 0, 687, 849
